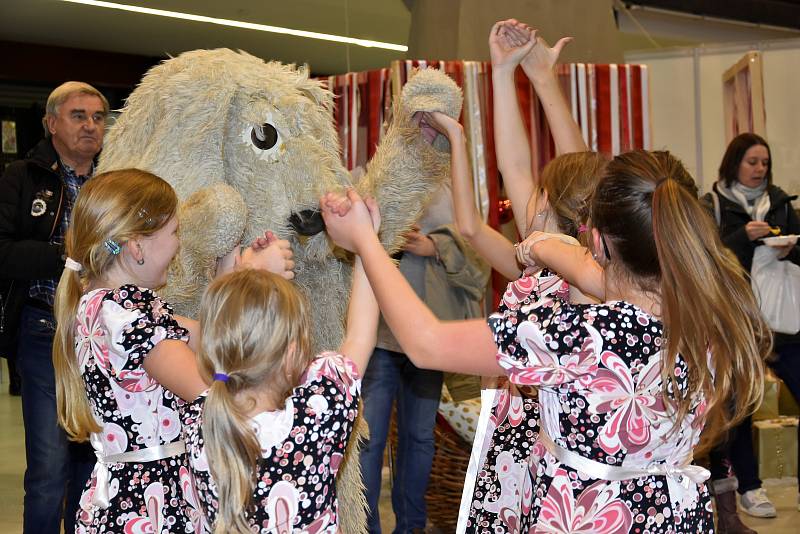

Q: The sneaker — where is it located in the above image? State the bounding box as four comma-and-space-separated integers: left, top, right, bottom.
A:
740, 487, 777, 518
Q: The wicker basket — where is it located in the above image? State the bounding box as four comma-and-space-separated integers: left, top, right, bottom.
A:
388, 412, 472, 532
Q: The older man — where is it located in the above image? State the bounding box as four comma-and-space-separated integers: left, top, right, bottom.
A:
0, 81, 107, 533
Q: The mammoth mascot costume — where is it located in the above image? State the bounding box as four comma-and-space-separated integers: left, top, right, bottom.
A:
98, 49, 462, 532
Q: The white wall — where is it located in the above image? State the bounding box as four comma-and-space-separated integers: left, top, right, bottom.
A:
627, 40, 800, 195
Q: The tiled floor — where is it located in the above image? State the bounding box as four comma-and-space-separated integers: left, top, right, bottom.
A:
0, 359, 796, 533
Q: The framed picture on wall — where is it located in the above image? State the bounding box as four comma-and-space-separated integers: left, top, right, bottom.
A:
2, 120, 17, 154
722, 51, 766, 142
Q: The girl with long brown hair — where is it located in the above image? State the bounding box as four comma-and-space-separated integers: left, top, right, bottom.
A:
411, 20, 607, 531
179, 199, 379, 534
321, 145, 770, 533
52, 168, 292, 531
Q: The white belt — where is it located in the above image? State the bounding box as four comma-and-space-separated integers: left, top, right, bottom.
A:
538, 408, 709, 487
89, 433, 186, 509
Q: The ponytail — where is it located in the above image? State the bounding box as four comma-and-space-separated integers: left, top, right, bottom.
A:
203, 380, 260, 534
652, 179, 770, 454
197, 270, 314, 532
53, 262, 102, 441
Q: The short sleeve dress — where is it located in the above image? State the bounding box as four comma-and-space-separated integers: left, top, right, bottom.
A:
180, 352, 361, 533
463, 271, 714, 533
75, 285, 204, 533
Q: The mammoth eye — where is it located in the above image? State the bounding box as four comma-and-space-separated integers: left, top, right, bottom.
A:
251, 123, 279, 150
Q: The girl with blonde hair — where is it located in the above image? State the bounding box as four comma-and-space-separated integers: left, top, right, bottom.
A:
179, 197, 379, 533
53, 168, 293, 532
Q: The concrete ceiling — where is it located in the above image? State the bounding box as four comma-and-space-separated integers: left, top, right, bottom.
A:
0, 0, 412, 74
2, 0, 800, 77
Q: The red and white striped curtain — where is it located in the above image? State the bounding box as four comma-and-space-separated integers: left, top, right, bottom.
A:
325, 68, 393, 172
322, 60, 650, 303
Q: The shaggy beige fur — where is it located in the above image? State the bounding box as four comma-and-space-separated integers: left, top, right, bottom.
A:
98, 50, 461, 533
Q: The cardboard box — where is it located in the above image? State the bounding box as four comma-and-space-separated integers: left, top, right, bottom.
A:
753, 417, 798, 479
778, 379, 800, 416
753, 375, 780, 421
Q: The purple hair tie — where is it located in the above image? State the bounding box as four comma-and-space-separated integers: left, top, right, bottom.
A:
213, 373, 229, 382
578, 224, 588, 234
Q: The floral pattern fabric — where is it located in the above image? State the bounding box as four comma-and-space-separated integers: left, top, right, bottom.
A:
180, 352, 361, 533
75, 285, 203, 533
462, 270, 713, 533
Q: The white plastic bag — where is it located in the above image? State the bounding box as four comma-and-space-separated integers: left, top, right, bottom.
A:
751, 245, 800, 334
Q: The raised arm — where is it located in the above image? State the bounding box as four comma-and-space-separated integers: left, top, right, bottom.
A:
320, 194, 380, 374
490, 20, 537, 237
339, 256, 379, 375
513, 22, 587, 154
322, 190, 502, 377
517, 231, 604, 299
425, 111, 521, 279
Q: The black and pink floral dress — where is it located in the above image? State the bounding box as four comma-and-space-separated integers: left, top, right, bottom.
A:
462, 271, 714, 533
180, 352, 361, 533
75, 285, 204, 533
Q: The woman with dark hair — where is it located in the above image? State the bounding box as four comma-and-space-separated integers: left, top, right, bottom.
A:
321, 148, 771, 533
703, 133, 800, 528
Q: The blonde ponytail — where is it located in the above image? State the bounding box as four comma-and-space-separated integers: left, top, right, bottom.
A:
54, 264, 101, 440
197, 269, 313, 532
204, 381, 260, 534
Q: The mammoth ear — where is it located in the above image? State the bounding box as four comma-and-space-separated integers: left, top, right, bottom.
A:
98, 50, 236, 201
180, 183, 247, 259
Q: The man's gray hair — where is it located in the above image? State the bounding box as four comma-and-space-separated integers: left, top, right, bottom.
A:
42, 81, 110, 137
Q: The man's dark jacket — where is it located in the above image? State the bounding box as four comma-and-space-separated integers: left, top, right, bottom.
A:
0, 138, 67, 352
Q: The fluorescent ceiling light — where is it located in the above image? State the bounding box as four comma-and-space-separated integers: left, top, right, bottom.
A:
59, 0, 409, 52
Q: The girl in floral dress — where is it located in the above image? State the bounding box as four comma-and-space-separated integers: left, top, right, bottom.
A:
52, 169, 293, 533
429, 19, 602, 531
323, 147, 771, 533
179, 196, 379, 533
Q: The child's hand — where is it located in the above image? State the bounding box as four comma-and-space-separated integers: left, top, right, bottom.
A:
515, 231, 575, 268
321, 189, 376, 252
422, 111, 463, 139
489, 19, 536, 72
321, 191, 381, 233
322, 192, 352, 217
241, 236, 295, 279
250, 230, 279, 251
520, 32, 573, 84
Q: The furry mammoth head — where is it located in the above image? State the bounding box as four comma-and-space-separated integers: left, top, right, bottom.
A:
99, 49, 349, 258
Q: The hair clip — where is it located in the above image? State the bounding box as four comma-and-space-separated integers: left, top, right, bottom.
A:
213, 372, 229, 383
137, 207, 154, 226
104, 239, 121, 255
578, 224, 588, 234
